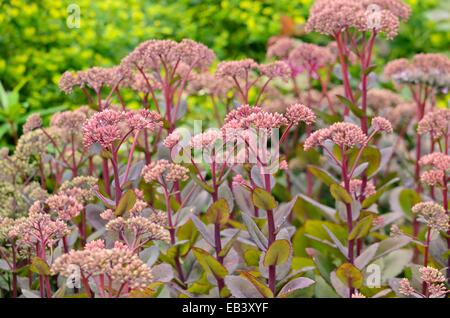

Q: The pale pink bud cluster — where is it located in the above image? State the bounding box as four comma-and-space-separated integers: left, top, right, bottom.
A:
417, 109, 450, 139
142, 159, 189, 184
189, 130, 222, 149
258, 61, 291, 80
149, 210, 168, 227
421, 170, 445, 187
419, 152, 449, 188
100, 209, 114, 221
77, 67, 120, 93
412, 202, 449, 232
128, 72, 161, 93
419, 153, 450, 171
267, 37, 298, 60
126, 109, 162, 131
215, 59, 259, 79
306, 0, 409, 39
58, 71, 81, 94
82, 109, 125, 149
163, 132, 182, 148
10, 208, 69, 249
342, 179, 376, 199
398, 278, 415, 296
51, 241, 154, 291
222, 104, 312, 136
304, 122, 367, 150
83, 109, 161, 149
106, 216, 170, 243
23, 114, 42, 133
46, 194, 83, 221
419, 267, 449, 298
366, 89, 403, 113
59, 176, 98, 204
122, 39, 215, 74
288, 43, 334, 73
372, 116, 393, 133
51, 110, 87, 133
285, 104, 316, 126
387, 102, 415, 127
384, 54, 450, 88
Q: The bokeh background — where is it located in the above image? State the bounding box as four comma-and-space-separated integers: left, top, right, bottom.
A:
0, 0, 449, 145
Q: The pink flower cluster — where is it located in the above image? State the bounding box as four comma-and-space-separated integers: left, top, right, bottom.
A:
304, 122, 367, 150
46, 194, 83, 221
384, 54, 450, 88
141, 159, 189, 184
83, 109, 161, 149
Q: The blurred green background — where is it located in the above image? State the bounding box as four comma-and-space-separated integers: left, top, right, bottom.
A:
0, 0, 449, 141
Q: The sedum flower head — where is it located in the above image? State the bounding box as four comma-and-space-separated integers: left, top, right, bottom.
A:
387, 102, 415, 127
59, 176, 98, 204
163, 132, 182, 149
142, 159, 189, 184
82, 109, 126, 149
372, 116, 393, 133
417, 109, 450, 139
45, 194, 83, 221
190, 130, 222, 149
384, 54, 450, 89
412, 202, 449, 232
125, 109, 162, 132
419, 153, 450, 172
51, 241, 153, 291
342, 179, 376, 199
366, 89, 403, 114
258, 61, 291, 80
420, 170, 445, 187
51, 110, 87, 133
288, 43, 334, 73
11, 208, 69, 249
285, 104, 316, 126
306, 0, 409, 39
304, 122, 367, 150
23, 114, 42, 133
398, 278, 415, 296
216, 59, 259, 79
267, 37, 298, 60
106, 216, 170, 243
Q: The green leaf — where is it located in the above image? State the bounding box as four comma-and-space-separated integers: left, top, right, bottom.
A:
336, 95, 364, 118
206, 199, 229, 225
307, 165, 338, 186
336, 263, 363, 289
114, 189, 136, 216
240, 272, 274, 298
263, 240, 291, 266
364, 64, 377, 75
399, 189, 421, 217
192, 247, 228, 279
191, 172, 214, 193
30, 257, 51, 276
330, 183, 352, 204
219, 230, 241, 257
252, 187, 277, 210
349, 215, 374, 240
348, 146, 381, 177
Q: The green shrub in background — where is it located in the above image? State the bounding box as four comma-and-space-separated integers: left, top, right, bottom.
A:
0, 0, 448, 123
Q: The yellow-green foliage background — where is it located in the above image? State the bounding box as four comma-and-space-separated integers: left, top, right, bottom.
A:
0, 0, 449, 121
